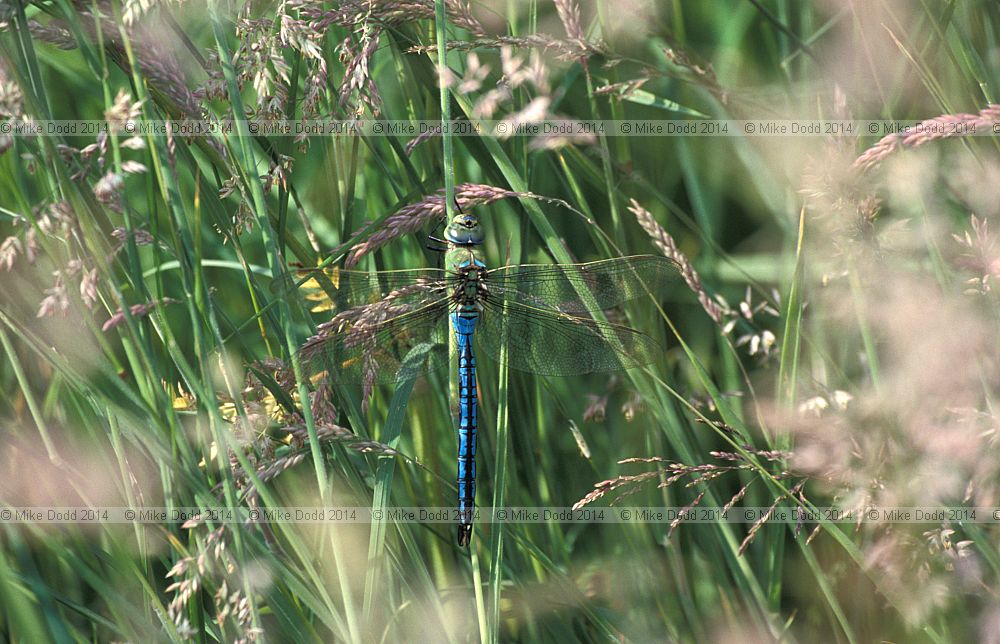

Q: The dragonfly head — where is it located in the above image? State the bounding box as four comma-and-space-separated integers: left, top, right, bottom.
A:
444, 213, 484, 246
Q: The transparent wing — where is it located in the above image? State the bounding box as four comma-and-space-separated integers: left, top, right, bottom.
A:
299, 292, 452, 385
484, 255, 682, 314
272, 265, 453, 313
474, 298, 662, 376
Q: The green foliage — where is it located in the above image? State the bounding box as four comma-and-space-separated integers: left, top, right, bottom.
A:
1, 1, 999, 642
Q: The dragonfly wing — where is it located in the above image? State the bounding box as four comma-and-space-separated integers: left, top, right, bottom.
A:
484, 255, 682, 314
474, 298, 662, 376
300, 297, 451, 385
272, 265, 452, 313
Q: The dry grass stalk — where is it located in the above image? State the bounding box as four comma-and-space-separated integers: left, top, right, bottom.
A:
24, 11, 201, 118
343, 183, 523, 266
102, 297, 179, 331
411, 33, 601, 61
738, 481, 804, 555
853, 104, 1000, 171
166, 524, 262, 641
294, 0, 484, 36
284, 0, 483, 115
300, 281, 435, 406
627, 198, 726, 323
553, 0, 584, 43
952, 214, 1000, 294
661, 46, 728, 105
574, 450, 790, 511
666, 489, 706, 539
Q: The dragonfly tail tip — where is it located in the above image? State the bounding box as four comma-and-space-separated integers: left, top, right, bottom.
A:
457, 524, 472, 547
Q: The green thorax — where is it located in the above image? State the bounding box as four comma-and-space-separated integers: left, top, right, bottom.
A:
445, 244, 486, 272
443, 212, 486, 274
443, 211, 486, 306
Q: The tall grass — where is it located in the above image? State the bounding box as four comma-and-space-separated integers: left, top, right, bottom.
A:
2, 0, 1000, 641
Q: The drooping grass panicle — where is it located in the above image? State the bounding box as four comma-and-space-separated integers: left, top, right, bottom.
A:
336, 25, 383, 116
0, 55, 22, 114
0, 235, 21, 270
283, 420, 400, 457
165, 523, 260, 641
403, 124, 443, 155
660, 45, 728, 104
592, 43, 729, 111
299, 280, 438, 406
343, 183, 520, 266
739, 481, 804, 555
410, 33, 602, 62
627, 198, 726, 323
286, 0, 483, 115
24, 11, 202, 118
293, 0, 484, 36
302, 283, 437, 353
234, 8, 294, 117
571, 469, 661, 510
193, 364, 412, 509
853, 104, 1000, 171
340, 182, 584, 267
240, 420, 401, 505
574, 451, 790, 511
36, 271, 71, 318
23, 19, 77, 50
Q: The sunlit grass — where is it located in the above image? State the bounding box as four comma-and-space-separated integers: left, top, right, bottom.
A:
1, 0, 1000, 642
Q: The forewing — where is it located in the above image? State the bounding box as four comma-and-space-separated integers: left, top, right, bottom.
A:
299, 292, 451, 385
484, 255, 681, 314
272, 265, 451, 313
474, 298, 662, 376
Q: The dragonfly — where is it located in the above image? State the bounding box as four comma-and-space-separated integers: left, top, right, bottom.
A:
281, 212, 681, 546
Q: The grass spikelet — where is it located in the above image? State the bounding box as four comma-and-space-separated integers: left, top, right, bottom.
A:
738, 481, 804, 555
627, 198, 726, 323
102, 297, 179, 331
853, 104, 1000, 171
553, 0, 584, 42
343, 183, 519, 266
410, 33, 601, 60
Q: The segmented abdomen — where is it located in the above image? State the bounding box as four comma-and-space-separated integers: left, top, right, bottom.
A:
451, 307, 478, 545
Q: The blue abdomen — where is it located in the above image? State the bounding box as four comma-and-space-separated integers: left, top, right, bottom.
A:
451, 307, 478, 545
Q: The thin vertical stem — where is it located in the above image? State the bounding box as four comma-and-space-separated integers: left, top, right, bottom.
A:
0, 322, 58, 461
435, 0, 456, 218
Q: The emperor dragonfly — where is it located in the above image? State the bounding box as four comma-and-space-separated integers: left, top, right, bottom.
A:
283, 213, 681, 546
